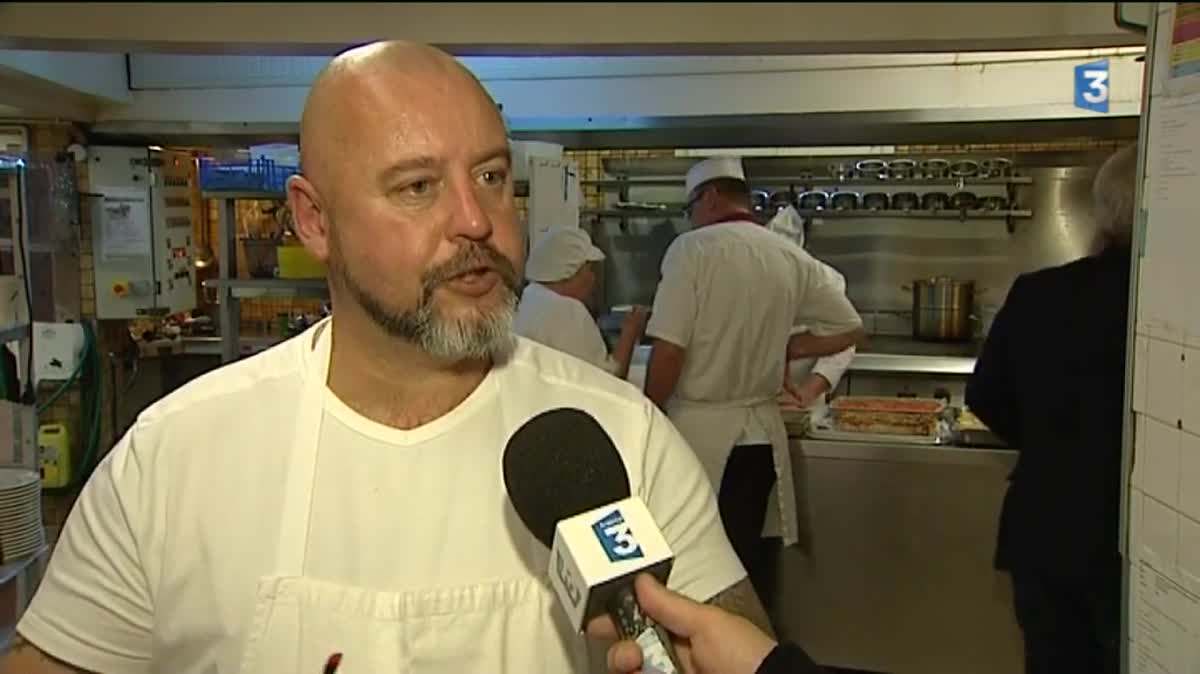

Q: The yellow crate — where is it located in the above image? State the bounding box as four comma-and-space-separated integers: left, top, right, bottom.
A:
276, 245, 326, 279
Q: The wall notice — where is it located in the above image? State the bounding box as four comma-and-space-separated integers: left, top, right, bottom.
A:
1132, 559, 1200, 674
100, 188, 151, 260
1170, 3, 1200, 96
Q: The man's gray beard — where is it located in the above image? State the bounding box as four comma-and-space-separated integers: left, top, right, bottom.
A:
329, 250, 518, 362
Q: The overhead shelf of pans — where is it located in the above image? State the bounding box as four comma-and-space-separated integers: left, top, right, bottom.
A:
580, 208, 1033, 220
581, 176, 1033, 190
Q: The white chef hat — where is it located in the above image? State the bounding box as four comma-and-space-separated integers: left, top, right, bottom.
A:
685, 157, 747, 202
525, 228, 606, 283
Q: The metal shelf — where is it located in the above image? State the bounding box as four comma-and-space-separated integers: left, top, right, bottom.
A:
582, 176, 1033, 190
0, 322, 31, 343
200, 190, 286, 201
797, 208, 1033, 219
202, 278, 328, 299
581, 208, 1033, 220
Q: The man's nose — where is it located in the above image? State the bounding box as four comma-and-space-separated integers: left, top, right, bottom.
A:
446, 178, 493, 241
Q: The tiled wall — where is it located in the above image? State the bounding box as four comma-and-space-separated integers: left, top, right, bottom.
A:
1126, 150, 1200, 672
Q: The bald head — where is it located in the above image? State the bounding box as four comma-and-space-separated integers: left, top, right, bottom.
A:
299, 41, 502, 192
286, 39, 522, 363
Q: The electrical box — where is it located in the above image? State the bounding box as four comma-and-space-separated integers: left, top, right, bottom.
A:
32, 322, 85, 384
88, 146, 197, 319
38, 423, 71, 488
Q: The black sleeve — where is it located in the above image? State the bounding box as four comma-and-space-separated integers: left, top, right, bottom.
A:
965, 274, 1025, 448
756, 643, 824, 674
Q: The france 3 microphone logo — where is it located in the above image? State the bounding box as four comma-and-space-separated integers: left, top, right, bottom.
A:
593, 509, 644, 562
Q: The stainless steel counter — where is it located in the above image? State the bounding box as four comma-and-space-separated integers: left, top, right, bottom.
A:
771, 437, 1022, 674
800, 437, 1015, 466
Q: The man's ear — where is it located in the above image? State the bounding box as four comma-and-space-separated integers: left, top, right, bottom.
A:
286, 174, 330, 263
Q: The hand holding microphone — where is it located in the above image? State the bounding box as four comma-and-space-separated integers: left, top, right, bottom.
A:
589, 574, 777, 674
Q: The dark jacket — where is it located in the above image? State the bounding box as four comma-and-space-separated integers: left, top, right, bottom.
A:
966, 246, 1131, 573
756, 643, 823, 674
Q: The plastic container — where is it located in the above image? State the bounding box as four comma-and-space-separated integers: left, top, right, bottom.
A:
276, 246, 326, 279
199, 158, 298, 193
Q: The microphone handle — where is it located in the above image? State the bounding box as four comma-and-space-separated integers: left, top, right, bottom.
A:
606, 583, 684, 674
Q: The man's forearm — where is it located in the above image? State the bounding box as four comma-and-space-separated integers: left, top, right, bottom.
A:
787, 327, 864, 361
706, 578, 776, 639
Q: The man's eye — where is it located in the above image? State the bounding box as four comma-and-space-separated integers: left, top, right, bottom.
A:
406, 180, 431, 195
480, 169, 508, 186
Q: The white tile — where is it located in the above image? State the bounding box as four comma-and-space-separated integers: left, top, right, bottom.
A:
1178, 515, 1200, 598
1146, 338, 1185, 426
1185, 347, 1200, 434
1133, 336, 1150, 414
1181, 431, 1200, 523
1136, 418, 1182, 508
1141, 495, 1180, 577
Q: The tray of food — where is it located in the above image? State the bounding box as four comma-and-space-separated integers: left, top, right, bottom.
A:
806, 396, 951, 445
829, 396, 946, 435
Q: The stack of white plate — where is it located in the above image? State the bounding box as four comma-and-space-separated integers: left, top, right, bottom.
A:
0, 468, 44, 562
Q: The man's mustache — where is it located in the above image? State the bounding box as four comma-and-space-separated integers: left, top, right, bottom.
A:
423, 243, 520, 293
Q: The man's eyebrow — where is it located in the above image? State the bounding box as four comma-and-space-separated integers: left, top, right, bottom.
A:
378, 156, 439, 184
474, 146, 512, 167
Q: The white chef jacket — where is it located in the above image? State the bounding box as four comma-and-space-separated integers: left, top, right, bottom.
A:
514, 282, 615, 373
647, 220, 862, 547
788, 261, 857, 396
18, 320, 744, 674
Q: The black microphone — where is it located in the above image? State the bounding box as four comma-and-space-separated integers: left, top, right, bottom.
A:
503, 407, 685, 674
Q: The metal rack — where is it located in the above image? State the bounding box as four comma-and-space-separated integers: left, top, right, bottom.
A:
203, 191, 330, 364
584, 168, 1036, 232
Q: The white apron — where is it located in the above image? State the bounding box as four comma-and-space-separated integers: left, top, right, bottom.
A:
236, 321, 586, 673
666, 395, 811, 555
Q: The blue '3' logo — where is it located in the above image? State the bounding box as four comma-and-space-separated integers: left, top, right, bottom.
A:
592, 510, 644, 562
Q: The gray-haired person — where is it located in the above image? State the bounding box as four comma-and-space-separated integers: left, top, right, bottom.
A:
966, 144, 1137, 674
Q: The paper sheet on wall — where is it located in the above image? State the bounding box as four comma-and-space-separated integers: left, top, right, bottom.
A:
100, 187, 151, 260
1132, 560, 1200, 673
1168, 3, 1200, 97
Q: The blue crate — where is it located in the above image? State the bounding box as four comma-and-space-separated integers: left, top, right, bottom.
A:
199, 158, 298, 193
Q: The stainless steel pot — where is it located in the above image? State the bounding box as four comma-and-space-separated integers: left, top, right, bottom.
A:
921, 192, 949, 210
892, 192, 919, 211
862, 192, 890, 211
906, 277, 976, 342
830, 191, 859, 211
856, 159, 888, 181
979, 158, 1013, 178
889, 159, 917, 180
919, 159, 950, 179
798, 190, 829, 211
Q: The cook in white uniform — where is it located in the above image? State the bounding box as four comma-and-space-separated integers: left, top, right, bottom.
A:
514, 227, 647, 378
7, 43, 759, 674
643, 157, 864, 602
764, 206, 857, 408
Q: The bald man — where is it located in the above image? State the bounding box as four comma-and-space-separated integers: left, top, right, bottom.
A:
3, 42, 754, 674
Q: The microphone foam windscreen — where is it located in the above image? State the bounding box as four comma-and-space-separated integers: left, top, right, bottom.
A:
503, 407, 632, 547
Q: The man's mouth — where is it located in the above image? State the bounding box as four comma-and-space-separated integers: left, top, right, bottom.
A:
443, 267, 501, 297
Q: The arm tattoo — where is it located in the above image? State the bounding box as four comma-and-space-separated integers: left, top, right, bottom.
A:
706, 577, 776, 638
2, 635, 94, 674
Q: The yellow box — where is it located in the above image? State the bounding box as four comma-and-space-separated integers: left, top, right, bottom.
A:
39, 423, 71, 488
276, 245, 327, 279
